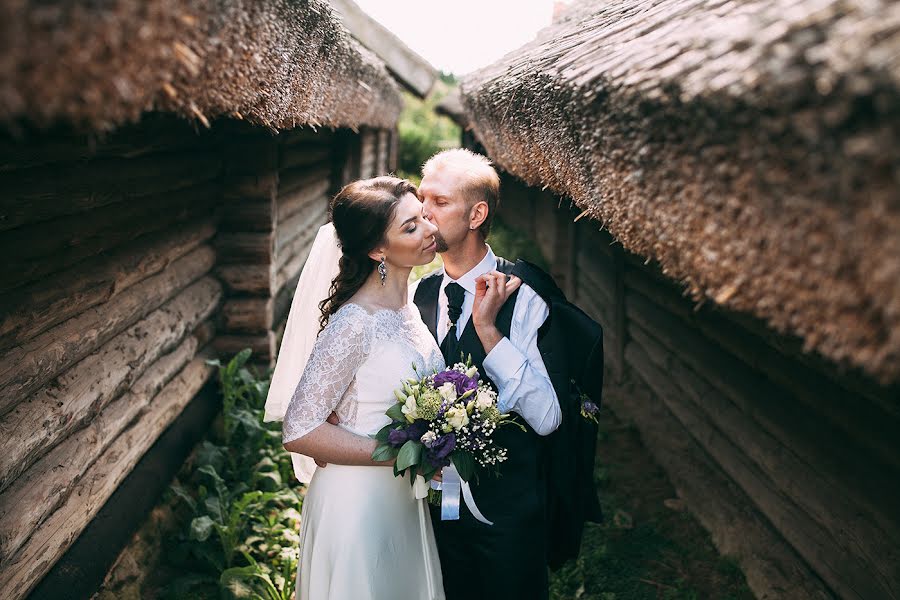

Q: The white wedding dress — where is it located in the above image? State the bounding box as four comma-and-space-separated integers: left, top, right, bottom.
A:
282, 302, 446, 600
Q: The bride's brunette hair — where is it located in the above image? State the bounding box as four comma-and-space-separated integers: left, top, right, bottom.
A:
319, 176, 418, 329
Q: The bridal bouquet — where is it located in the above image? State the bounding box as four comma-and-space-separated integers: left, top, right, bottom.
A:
371, 358, 518, 498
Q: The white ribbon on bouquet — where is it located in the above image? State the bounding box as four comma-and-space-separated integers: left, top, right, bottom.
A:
415, 464, 494, 526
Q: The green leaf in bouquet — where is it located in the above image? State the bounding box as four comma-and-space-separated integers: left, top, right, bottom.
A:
396, 440, 423, 472
451, 451, 477, 482
385, 403, 406, 422
373, 422, 395, 443
372, 443, 399, 463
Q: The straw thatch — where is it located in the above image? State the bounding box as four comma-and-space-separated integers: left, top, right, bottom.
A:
0, 0, 402, 133
460, 0, 900, 384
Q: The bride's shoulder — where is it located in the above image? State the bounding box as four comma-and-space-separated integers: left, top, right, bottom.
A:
323, 302, 376, 334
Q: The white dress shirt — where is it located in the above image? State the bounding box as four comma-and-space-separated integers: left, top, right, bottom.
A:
409, 246, 561, 435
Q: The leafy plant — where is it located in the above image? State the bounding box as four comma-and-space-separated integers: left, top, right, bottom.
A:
160, 351, 302, 600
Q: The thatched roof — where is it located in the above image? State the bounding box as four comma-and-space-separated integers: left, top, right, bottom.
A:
460, 0, 900, 384
435, 88, 467, 128
0, 0, 403, 133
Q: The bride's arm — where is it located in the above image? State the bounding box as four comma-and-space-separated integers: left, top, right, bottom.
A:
281, 306, 388, 467
283, 424, 392, 466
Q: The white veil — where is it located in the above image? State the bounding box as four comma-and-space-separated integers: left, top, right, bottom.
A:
264, 222, 341, 483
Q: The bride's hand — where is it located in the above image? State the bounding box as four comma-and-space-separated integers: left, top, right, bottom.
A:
432, 469, 443, 482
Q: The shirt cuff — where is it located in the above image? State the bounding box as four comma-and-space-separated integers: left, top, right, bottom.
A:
483, 337, 526, 412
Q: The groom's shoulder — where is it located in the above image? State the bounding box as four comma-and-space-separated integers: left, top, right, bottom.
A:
408, 267, 444, 298
509, 259, 565, 303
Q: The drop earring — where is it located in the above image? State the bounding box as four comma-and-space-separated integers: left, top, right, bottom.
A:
379, 257, 387, 286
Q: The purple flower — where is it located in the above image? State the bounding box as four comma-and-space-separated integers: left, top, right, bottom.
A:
387, 428, 409, 448
433, 369, 478, 396
426, 433, 456, 468
407, 419, 429, 441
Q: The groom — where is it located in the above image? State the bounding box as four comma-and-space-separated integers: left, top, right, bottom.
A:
410, 149, 560, 600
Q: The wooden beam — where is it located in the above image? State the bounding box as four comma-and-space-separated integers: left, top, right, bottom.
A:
215, 262, 275, 296
0, 277, 221, 493
0, 151, 221, 232
277, 164, 332, 198
0, 244, 215, 412
213, 332, 276, 364
214, 231, 275, 264
275, 195, 328, 256
279, 144, 332, 171
0, 333, 200, 562
0, 218, 216, 351
277, 178, 330, 222
613, 344, 833, 600
221, 297, 274, 334
0, 353, 214, 600
2, 182, 219, 293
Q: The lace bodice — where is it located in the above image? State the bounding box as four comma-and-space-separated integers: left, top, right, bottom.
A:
282, 302, 445, 444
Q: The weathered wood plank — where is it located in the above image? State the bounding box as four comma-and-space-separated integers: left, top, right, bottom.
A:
275, 241, 316, 298
275, 196, 328, 258
625, 289, 900, 535
0, 353, 214, 600
279, 144, 332, 171
0, 244, 215, 413
213, 332, 276, 363
221, 297, 274, 333
218, 197, 277, 233
615, 343, 833, 600
277, 177, 330, 222
215, 231, 275, 264
279, 127, 335, 147
628, 322, 900, 600
0, 152, 221, 232
222, 171, 279, 202
216, 263, 275, 296
0, 332, 200, 562
0, 218, 216, 351
2, 182, 218, 293
0, 277, 221, 493
277, 163, 331, 197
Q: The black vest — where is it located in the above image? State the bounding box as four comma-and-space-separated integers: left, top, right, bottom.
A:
414, 258, 547, 525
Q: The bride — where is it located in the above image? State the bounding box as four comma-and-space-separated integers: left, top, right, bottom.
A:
264, 176, 445, 600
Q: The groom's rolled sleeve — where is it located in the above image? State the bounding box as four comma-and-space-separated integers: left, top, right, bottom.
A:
483, 286, 561, 436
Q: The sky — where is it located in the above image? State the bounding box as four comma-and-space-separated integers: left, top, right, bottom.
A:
353, 0, 557, 76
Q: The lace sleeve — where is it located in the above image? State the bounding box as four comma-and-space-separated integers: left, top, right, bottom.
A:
282, 305, 373, 444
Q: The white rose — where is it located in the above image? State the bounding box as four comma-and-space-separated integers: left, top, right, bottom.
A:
445, 407, 470, 431
475, 389, 494, 411
420, 431, 437, 447
401, 395, 419, 423
438, 382, 458, 403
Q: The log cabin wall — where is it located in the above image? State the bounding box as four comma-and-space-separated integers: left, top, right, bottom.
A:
496, 183, 900, 600
0, 116, 223, 598
0, 117, 397, 598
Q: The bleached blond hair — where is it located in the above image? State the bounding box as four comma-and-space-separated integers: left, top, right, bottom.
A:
422, 148, 500, 238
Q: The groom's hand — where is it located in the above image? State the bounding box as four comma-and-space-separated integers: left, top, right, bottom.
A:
315, 412, 342, 467
473, 271, 521, 353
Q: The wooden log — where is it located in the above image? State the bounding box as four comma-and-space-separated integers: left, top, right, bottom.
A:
376, 129, 389, 175
222, 136, 279, 178
279, 144, 332, 171
213, 332, 276, 364
0, 151, 221, 232
216, 262, 275, 296
0, 352, 214, 600
625, 288, 900, 534
0, 332, 200, 562
222, 171, 279, 202
221, 297, 274, 333
628, 322, 900, 599
275, 241, 315, 298
0, 115, 209, 172
2, 182, 219, 292
215, 231, 275, 264
625, 264, 900, 468
277, 177, 330, 222
0, 218, 215, 351
192, 319, 216, 348
277, 164, 332, 197
218, 197, 277, 233
614, 343, 833, 600
0, 244, 215, 413
0, 277, 221, 493
275, 197, 327, 258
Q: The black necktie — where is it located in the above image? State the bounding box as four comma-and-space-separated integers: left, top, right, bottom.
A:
440, 282, 465, 364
